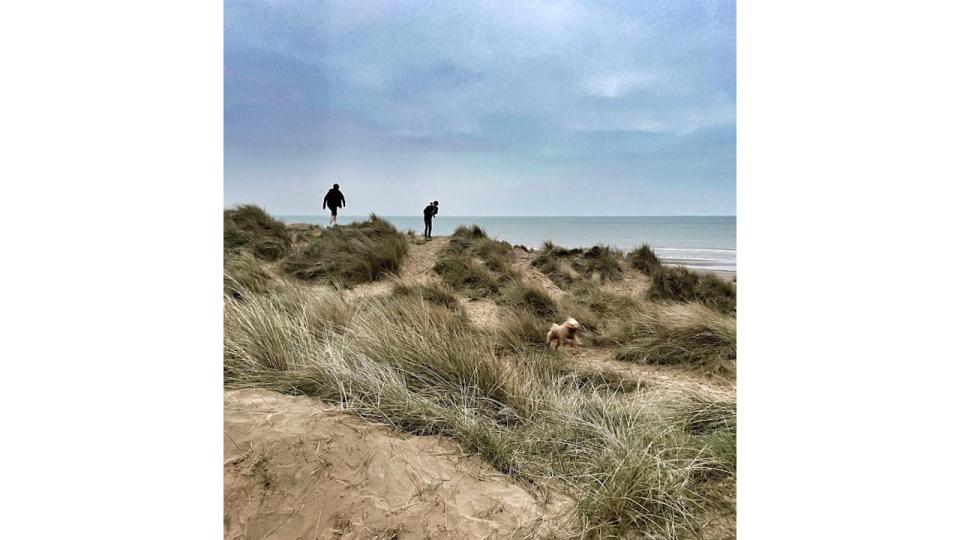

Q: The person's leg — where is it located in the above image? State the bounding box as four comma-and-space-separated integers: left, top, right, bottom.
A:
424, 217, 429, 238
427, 219, 432, 238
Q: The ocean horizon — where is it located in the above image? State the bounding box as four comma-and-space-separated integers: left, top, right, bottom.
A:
280, 215, 736, 273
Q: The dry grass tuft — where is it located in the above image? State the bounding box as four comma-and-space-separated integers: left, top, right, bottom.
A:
494, 308, 552, 353
599, 302, 737, 377
497, 281, 558, 319
626, 244, 661, 275
627, 244, 736, 314
432, 256, 502, 298
223, 250, 272, 299
648, 265, 736, 314
574, 245, 625, 281
560, 284, 638, 335
224, 204, 292, 260
223, 280, 735, 537
391, 281, 462, 312
433, 225, 516, 297
281, 215, 408, 286
533, 242, 624, 289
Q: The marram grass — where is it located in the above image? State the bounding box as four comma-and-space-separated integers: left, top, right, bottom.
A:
223, 278, 735, 538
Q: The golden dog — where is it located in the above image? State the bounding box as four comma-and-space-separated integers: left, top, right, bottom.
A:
546, 317, 581, 350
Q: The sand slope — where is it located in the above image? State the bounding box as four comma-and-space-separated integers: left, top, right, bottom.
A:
224, 389, 572, 539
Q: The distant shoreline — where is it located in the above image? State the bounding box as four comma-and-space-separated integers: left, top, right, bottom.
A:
682, 266, 736, 282
660, 258, 737, 281
279, 214, 737, 219
289, 220, 736, 280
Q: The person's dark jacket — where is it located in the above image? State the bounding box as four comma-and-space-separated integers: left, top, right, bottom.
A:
423, 204, 438, 219
323, 188, 346, 210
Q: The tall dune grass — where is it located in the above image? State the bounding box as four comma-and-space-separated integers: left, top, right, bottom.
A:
391, 281, 462, 312
281, 215, 408, 285
649, 266, 737, 314
224, 281, 735, 537
533, 242, 624, 288
223, 249, 272, 299
497, 281, 558, 319
433, 226, 515, 295
224, 204, 292, 260
626, 244, 661, 275
598, 302, 737, 377
627, 244, 736, 314
432, 255, 502, 298
494, 308, 552, 353
559, 283, 639, 334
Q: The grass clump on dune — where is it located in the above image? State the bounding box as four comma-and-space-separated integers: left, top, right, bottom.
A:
559, 284, 638, 334
224, 281, 735, 537
432, 256, 501, 298
533, 242, 624, 289
444, 225, 514, 272
628, 244, 737, 314
599, 302, 737, 377
286, 223, 323, 245
224, 204, 292, 260
559, 366, 647, 394
433, 225, 516, 297
649, 265, 737, 314
492, 282, 562, 354
281, 215, 408, 286
494, 308, 552, 353
572, 245, 624, 281
627, 244, 661, 275
669, 391, 737, 476
391, 281, 462, 312
532, 241, 581, 289
497, 281, 558, 319
225, 287, 508, 418
223, 250, 272, 299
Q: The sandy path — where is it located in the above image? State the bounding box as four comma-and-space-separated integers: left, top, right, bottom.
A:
341, 236, 448, 301
224, 389, 573, 539
399, 237, 449, 284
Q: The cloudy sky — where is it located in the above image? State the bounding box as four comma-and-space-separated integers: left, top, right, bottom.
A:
225, 0, 735, 216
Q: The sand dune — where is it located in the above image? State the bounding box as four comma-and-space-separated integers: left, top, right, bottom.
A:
225, 218, 735, 539
224, 389, 573, 539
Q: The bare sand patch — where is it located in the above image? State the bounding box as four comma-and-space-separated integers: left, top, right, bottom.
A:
224, 389, 573, 539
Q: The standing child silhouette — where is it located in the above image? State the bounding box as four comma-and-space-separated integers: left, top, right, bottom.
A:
322, 183, 346, 226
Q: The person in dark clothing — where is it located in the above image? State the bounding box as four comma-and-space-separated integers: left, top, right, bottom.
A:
322, 183, 346, 226
423, 201, 438, 238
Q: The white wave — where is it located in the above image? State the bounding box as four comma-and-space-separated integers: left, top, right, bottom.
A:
654, 247, 737, 254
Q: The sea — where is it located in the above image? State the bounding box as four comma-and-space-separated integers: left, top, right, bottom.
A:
279, 215, 736, 273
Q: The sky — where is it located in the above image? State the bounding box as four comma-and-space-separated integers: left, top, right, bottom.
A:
225, 0, 736, 216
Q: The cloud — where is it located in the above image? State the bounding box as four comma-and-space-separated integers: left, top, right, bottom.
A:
225, 0, 736, 215
584, 71, 661, 98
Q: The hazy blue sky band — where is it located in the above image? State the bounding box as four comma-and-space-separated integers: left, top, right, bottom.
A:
225, 0, 736, 215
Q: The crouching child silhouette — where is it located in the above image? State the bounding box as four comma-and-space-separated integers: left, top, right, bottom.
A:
423, 201, 438, 239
